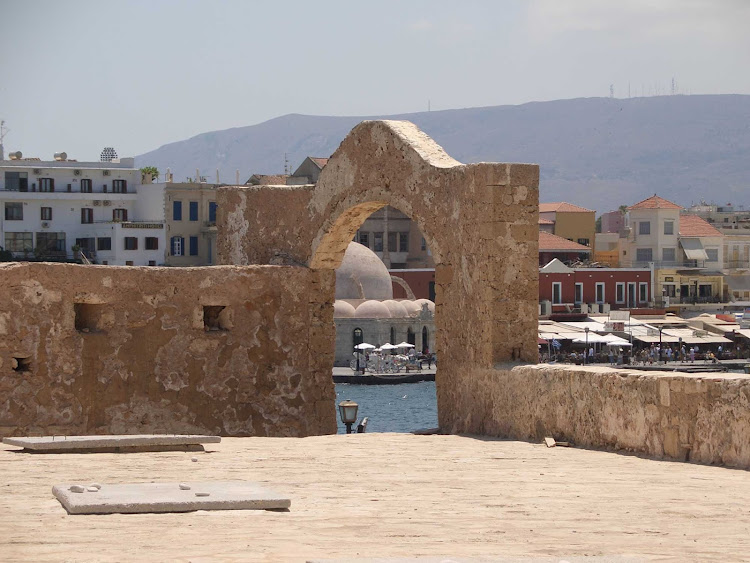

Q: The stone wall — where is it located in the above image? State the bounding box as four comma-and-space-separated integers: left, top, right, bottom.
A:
0, 262, 336, 437
217, 120, 540, 433
446, 363, 750, 468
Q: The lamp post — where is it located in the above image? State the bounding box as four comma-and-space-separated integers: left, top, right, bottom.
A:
338, 400, 359, 434
678, 337, 683, 362
658, 326, 664, 363
584, 326, 590, 365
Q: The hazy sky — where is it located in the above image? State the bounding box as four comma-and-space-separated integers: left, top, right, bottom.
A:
2, 0, 749, 161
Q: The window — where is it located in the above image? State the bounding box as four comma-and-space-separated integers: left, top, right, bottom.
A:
639, 282, 648, 303
189, 236, 198, 256
124, 237, 138, 250
4, 171, 28, 192
5, 202, 23, 220
171, 236, 184, 256
638, 221, 650, 235
97, 237, 112, 251
112, 208, 128, 222
208, 201, 217, 224
374, 232, 383, 252
38, 178, 55, 192
4, 232, 32, 253
358, 232, 369, 248
421, 237, 427, 251
125, 261, 134, 266
662, 247, 676, 263
40, 207, 52, 221
627, 282, 636, 306
35, 232, 65, 253
80, 179, 92, 193
173, 201, 182, 221
75, 238, 95, 253
552, 282, 562, 304
388, 232, 398, 253
112, 179, 127, 193
399, 232, 409, 252
595, 282, 605, 303
577, 238, 590, 247
189, 201, 199, 221
574, 283, 583, 304
145, 237, 159, 250
664, 221, 674, 235
616, 282, 625, 304
706, 248, 719, 262
663, 284, 676, 298
636, 248, 653, 262
148, 260, 156, 266
81, 208, 93, 224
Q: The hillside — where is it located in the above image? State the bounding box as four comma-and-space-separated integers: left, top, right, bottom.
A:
135, 95, 750, 213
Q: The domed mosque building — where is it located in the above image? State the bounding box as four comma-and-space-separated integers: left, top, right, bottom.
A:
333, 242, 435, 365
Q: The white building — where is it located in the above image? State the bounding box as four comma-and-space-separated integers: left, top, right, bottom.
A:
1, 152, 166, 265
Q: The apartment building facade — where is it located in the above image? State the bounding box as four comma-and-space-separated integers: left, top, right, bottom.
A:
164, 183, 218, 266
0, 154, 166, 266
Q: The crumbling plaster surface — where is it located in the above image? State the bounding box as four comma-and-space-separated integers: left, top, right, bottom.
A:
451, 363, 750, 468
218, 120, 540, 433
0, 262, 336, 437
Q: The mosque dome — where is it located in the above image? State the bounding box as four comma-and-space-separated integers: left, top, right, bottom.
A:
333, 300, 356, 318
382, 300, 409, 318
414, 299, 436, 314
401, 300, 422, 317
335, 242, 394, 301
354, 300, 393, 319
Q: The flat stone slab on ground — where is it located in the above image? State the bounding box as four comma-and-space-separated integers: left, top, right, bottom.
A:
53, 480, 290, 514
3, 434, 221, 453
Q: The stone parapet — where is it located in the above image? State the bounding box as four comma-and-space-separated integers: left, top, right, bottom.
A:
443, 363, 750, 468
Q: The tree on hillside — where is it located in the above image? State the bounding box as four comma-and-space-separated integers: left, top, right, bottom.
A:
140, 166, 159, 182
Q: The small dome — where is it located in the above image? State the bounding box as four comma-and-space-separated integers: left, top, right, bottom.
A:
401, 300, 422, 317
335, 242, 394, 301
382, 300, 409, 318
333, 300, 356, 318
414, 299, 436, 314
354, 300, 393, 319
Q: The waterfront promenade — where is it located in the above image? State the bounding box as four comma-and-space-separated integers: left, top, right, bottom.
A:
2, 434, 749, 561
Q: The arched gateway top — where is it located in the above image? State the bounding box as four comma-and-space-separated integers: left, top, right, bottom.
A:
217, 119, 540, 369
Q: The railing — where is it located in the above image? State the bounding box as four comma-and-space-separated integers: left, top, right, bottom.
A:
620, 260, 711, 269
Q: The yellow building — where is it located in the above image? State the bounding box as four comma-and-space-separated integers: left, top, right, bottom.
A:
539, 202, 596, 255
164, 183, 218, 266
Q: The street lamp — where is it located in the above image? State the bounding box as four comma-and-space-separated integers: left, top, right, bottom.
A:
658, 326, 664, 363
338, 400, 359, 434
584, 326, 590, 365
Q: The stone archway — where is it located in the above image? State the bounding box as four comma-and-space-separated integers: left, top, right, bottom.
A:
218, 120, 539, 433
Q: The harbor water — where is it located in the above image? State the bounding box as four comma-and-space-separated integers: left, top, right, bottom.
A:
334, 381, 437, 434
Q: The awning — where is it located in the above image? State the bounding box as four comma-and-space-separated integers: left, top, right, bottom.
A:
680, 238, 709, 261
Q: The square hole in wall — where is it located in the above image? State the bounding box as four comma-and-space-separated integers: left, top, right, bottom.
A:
203, 305, 229, 331
12, 356, 31, 372
74, 303, 105, 333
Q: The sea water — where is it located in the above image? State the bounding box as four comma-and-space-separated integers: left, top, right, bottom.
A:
334, 381, 438, 434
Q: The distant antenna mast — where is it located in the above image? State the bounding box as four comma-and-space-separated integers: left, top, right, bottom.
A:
671, 77, 675, 95
609, 84, 614, 98
284, 153, 289, 175
0, 120, 8, 161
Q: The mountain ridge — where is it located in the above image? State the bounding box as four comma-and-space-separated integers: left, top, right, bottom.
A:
135, 95, 750, 213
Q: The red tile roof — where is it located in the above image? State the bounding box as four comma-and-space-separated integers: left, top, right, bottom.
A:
310, 157, 329, 169
679, 214, 723, 237
539, 231, 592, 252
539, 202, 595, 213
628, 195, 682, 210
538, 217, 555, 225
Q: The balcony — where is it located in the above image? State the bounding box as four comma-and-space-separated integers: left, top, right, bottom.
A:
621, 260, 712, 269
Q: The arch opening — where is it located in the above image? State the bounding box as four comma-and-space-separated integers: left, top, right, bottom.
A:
323, 202, 439, 434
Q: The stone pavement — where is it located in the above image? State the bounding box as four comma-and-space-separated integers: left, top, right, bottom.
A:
2, 434, 749, 561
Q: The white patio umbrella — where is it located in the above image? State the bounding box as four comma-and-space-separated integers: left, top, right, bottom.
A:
395, 342, 415, 348
380, 343, 398, 350
354, 343, 376, 350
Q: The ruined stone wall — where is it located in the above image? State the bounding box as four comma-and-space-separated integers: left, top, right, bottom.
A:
217, 120, 540, 433
0, 262, 336, 437
447, 363, 750, 468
